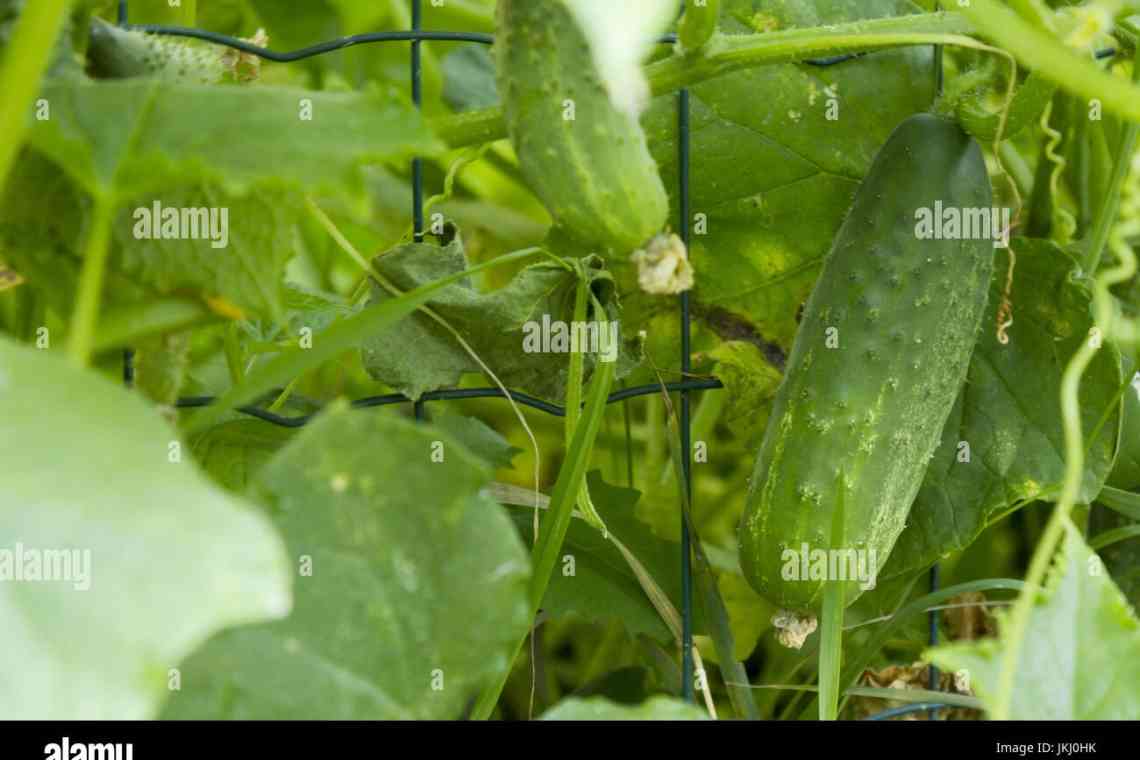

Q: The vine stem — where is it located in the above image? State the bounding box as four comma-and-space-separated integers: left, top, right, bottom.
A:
66, 193, 115, 366
431, 13, 976, 147
0, 0, 73, 191
993, 41, 1140, 721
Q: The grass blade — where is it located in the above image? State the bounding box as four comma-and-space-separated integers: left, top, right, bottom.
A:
818, 470, 848, 720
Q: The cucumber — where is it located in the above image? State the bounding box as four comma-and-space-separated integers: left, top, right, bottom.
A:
494, 0, 668, 255
87, 17, 223, 83
739, 113, 994, 616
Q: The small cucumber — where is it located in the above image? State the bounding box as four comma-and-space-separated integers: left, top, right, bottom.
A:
494, 0, 668, 255
87, 17, 223, 83
739, 114, 994, 615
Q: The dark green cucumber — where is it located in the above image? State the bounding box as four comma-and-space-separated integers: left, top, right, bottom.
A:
494, 0, 668, 255
739, 113, 994, 614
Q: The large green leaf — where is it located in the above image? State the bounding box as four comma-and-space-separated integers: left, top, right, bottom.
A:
639, 0, 935, 351
161, 407, 532, 719
541, 695, 708, 720
0, 336, 291, 719
27, 75, 439, 198
881, 240, 1121, 582
928, 524, 1140, 719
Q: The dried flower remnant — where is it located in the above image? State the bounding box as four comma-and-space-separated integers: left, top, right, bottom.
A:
631, 233, 695, 295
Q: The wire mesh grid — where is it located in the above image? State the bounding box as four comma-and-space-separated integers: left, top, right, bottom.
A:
114, 0, 949, 720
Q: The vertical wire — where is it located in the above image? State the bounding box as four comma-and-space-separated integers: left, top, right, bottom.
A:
678, 88, 694, 702
411, 0, 425, 245
120, 2, 131, 386
411, 0, 426, 423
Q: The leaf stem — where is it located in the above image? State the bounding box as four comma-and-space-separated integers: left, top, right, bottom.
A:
67, 193, 115, 366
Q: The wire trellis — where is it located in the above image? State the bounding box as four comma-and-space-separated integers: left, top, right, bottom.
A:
114, 0, 952, 720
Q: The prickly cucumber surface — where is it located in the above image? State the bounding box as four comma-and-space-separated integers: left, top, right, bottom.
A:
494, 0, 668, 255
739, 113, 994, 613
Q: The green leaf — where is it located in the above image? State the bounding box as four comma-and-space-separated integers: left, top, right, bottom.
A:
361, 240, 633, 402
442, 44, 499, 112
882, 240, 1121, 582
432, 413, 520, 470
0, 336, 291, 719
190, 419, 296, 493
540, 695, 708, 720
27, 76, 440, 198
503, 472, 687, 643
161, 407, 532, 719
640, 0, 936, 352
928, 524, 1140, 719
1, 151, 303, 323
707, 339, 781, 443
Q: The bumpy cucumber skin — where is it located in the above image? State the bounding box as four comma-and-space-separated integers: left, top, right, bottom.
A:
494, 0, 668, 255
88, 18, 222, 83
739, 114, 994, 613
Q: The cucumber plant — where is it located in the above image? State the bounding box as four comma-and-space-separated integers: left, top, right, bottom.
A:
0, 0, 1139, 724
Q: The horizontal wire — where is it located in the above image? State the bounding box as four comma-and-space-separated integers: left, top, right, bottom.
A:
130, 25, 881, 66
176, 378, 724, 428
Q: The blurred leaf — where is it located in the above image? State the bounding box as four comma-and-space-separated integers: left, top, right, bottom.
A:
541, 695, 708, 720
882, 240, 1121, 582
442, 44, 498, 112
0, 336, 291, 719
432, 413, 520, 470
928, 524, 1140, 719
190, 419, 296, 492
161, 407, 531, 719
